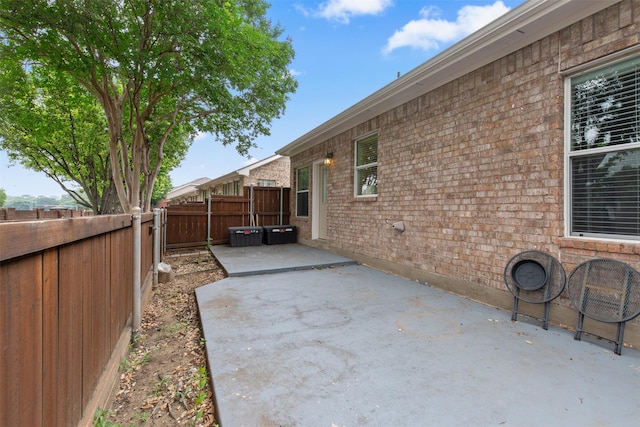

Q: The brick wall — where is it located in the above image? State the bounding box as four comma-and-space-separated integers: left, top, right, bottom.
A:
243, 156, 291, 188
290, 1, 640, 295
212, 157, 291, 195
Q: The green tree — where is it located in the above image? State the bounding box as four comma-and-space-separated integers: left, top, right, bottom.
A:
0, 0, 297, 212
35, 195, 59, 207
0, 63, 119, 214
0, 62, 191, 214
5, 194, 34, 209
58, 194, 78, 208
0, 188, 6, 207
151, 172, 173, 207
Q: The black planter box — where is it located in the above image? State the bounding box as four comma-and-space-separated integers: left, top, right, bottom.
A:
263, 225, 297, 245
228, 226, 262, 247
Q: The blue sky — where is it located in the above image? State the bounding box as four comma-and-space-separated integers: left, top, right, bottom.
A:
0, 0, 525, 197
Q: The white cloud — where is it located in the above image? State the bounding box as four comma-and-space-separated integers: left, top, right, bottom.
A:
193, 131, 208, 142
294, 4, 312, 18
302, 0, 393, 24
243, 156, 258, 166
383, 1, 511, 54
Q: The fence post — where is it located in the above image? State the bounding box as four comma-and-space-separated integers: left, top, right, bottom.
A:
249, 185, 254, 226
153, 208, 160, 286
162, 208, 167, 257
132, 207, 141, 335
280, 186, 284, 226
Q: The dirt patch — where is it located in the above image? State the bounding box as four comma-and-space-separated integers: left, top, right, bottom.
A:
95, 250, 225, 426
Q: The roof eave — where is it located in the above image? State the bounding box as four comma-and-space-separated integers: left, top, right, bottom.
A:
197, 154, 285, 190
276, 0, 620, 157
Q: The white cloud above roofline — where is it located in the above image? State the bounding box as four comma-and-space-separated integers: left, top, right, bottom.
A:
297, 0, 393, 24
383, 1, 511, 54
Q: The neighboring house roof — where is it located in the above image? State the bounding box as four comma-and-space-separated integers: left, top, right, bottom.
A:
165, 177, 210, 201
198, 154, 286, 189
277, 0, 620, 157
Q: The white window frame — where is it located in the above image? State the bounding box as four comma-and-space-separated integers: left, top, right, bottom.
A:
354, 132, 378, 197
257, 179, 276, 187
296, 166, 309, 217
564, 54, 640, 241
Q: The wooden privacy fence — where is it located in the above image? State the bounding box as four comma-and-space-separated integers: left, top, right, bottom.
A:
166, 186, 290, 249
0, 212, 156, 427
0, 207, 93, 221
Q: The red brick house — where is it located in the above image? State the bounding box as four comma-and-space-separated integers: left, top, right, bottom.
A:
163, 177, 211, 205
164, 155, 290, 205
199, 154, 290, 196
277, 0, 640, 347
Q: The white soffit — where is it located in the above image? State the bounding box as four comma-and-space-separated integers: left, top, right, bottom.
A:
277, 0, 621, 156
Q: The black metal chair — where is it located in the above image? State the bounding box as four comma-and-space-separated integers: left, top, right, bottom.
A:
567, 258, 640, 355
504, 251, 566, 330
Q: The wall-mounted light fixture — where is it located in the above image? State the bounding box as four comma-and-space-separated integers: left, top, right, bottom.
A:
323, 152, 334, 166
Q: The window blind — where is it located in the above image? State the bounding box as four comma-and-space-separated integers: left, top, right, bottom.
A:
569, 56, 640, 240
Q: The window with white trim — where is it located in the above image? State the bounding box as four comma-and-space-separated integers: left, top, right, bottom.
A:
355, 133, 378, 196
567, 56, 640, 240
223, 180, 241, 195
296, 166, 309, 217
257, 179, 276, 187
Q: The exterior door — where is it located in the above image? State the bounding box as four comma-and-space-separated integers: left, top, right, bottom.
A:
313, 162, 328, 240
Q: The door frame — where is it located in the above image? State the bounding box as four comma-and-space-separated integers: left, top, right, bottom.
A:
311, 160, 327, 240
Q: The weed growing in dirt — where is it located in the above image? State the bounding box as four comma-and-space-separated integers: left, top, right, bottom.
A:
93, 408, 119, 427
151, 375, 171, 398
100, 251, 222, 426
120, 348, 150, 373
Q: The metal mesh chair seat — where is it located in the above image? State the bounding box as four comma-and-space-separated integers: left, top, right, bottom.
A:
567, 258, 640, 355
504, 251, 566, 329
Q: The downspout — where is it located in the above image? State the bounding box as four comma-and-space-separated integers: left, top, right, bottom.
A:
207, 189, 211, 246
132, 207, 141, 336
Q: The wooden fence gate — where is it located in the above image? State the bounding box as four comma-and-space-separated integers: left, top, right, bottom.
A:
166, 186, 290, 249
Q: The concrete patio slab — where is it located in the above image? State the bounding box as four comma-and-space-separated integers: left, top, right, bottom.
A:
197, 246, 640, 427
209, 244, 356, 277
